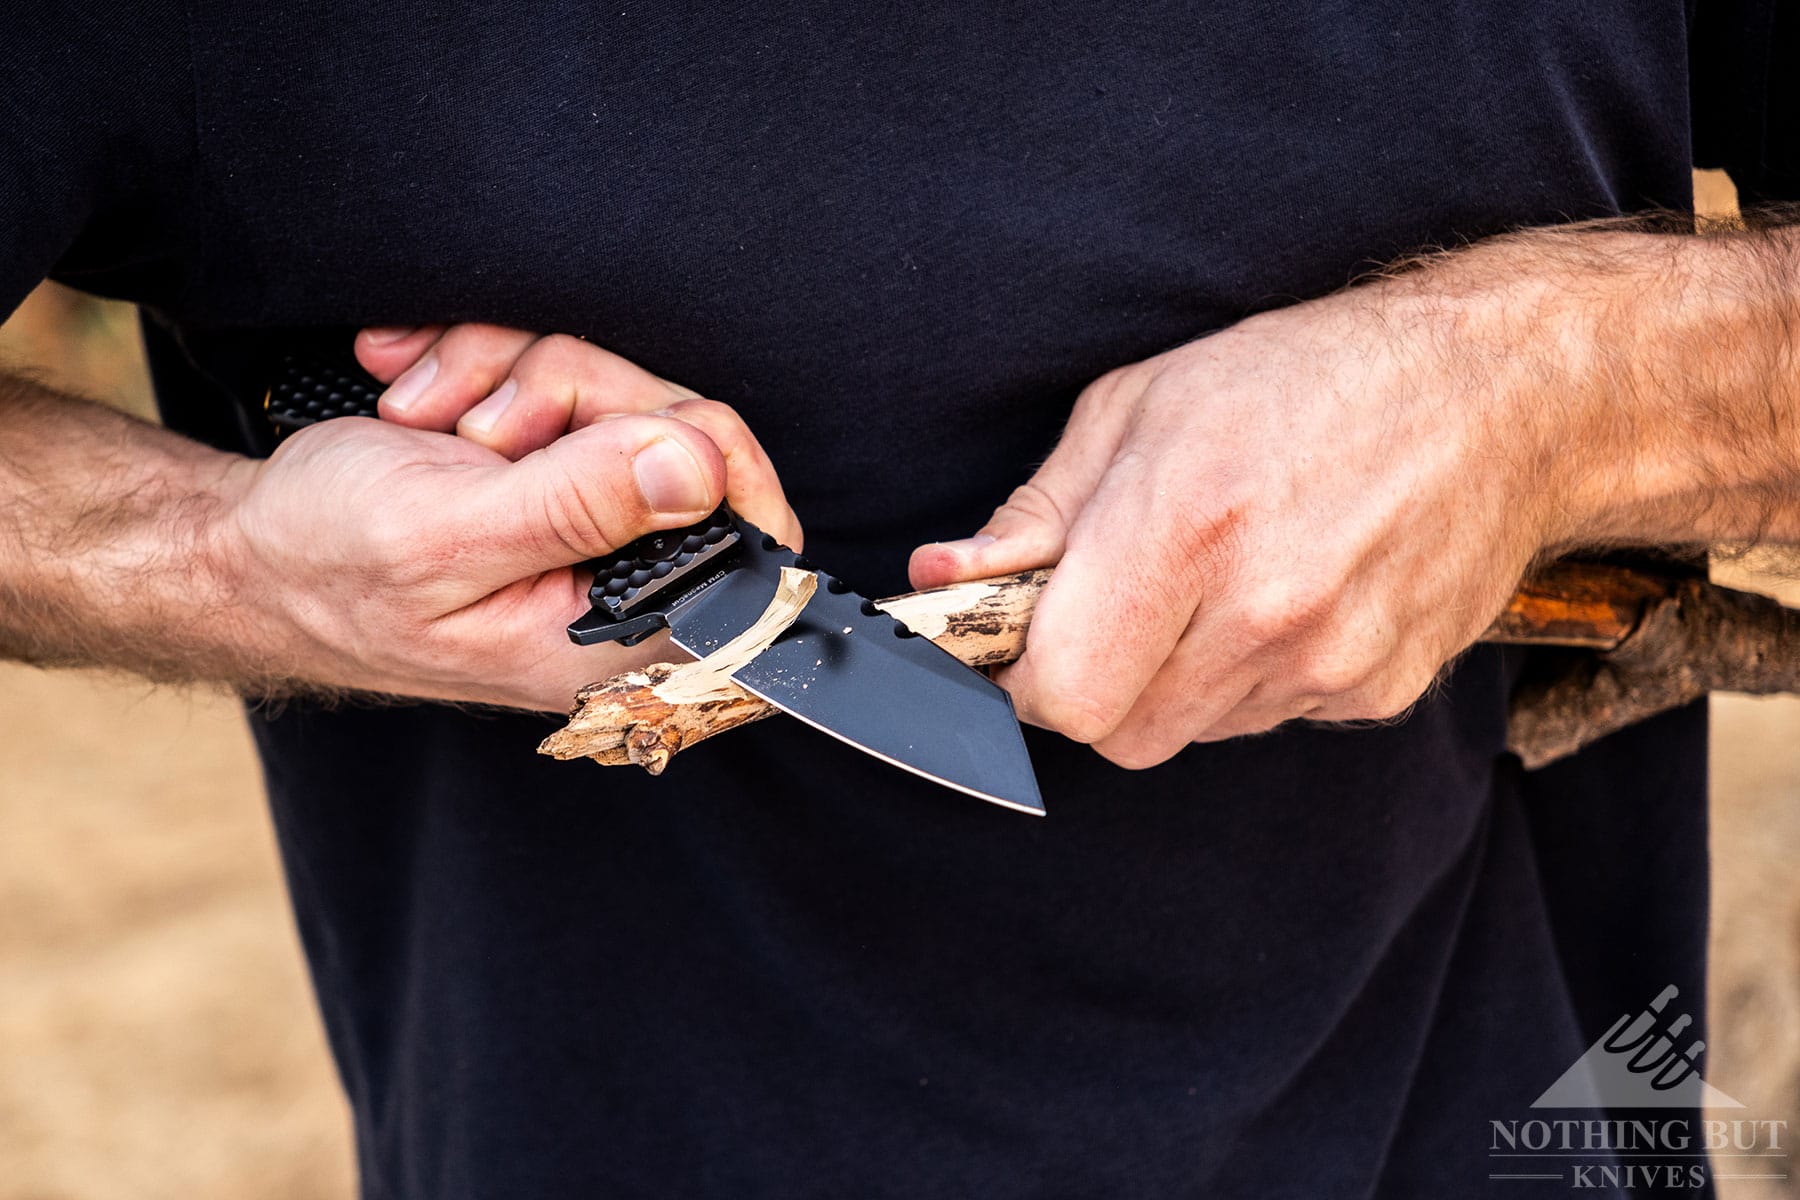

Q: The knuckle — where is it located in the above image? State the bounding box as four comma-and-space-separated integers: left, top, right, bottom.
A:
989, 481, 1071, 534
1075, 362, 1142, 413
1296, 651, 1371, 697
430, 324, 532, 398
665, 398, 753, 452
534, 331, 589, 362
665, 395, 730, 421
438, 322, 514, 360
1192, 715, 1274, 744
1236, 579, 1332, 645
1096, 736, 1176, 771
1234, 591, 1293, 645
1029, 685, 1124, 745
532, 331, 590, 359
514, 333, 587, 382
1347, 673, 1428, 722
539, 331, 584, 350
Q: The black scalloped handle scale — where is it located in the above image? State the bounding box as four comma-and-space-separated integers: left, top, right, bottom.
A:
587, 507, 741, 620
264, 353, 383, 433
566, 507, 743, 646
566, 506, 756, 646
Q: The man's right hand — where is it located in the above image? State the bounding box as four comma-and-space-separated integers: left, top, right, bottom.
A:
349, 324, 799, 548
0, 323, 796, 713
215, 327, 800, 713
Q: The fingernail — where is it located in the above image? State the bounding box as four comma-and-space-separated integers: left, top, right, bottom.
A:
460, 379, 517, 436
364, 326, 419, 345
935, 534, 997, 555
382, 354, 437, 413
633, 438, 710, 513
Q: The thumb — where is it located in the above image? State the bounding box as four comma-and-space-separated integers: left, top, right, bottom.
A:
908, 373, 1137, 589
907, 480, 1079, 590
450, 414, 727, 591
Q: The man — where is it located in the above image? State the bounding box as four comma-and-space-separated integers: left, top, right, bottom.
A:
3, 1, 1794, 1196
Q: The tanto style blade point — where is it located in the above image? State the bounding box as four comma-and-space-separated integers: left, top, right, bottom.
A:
663, 530, 1044, 816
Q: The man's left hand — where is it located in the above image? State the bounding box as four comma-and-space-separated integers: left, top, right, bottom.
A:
909, 251, 1601, 768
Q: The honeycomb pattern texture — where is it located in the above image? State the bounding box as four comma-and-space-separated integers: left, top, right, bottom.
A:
592, 508, 740, 617
266, 356, 382, 432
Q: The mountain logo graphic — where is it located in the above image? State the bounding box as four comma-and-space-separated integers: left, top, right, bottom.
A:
1533, 985, 1743, 1109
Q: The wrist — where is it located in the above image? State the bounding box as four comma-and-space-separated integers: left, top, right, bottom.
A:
194, 454, 292, 686
1373, 235, 1634, 555
202, 451, 391, 698
1518, 228, 1800, 548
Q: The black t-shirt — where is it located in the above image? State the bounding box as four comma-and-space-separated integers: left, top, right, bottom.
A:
6, 3, 1797, 1197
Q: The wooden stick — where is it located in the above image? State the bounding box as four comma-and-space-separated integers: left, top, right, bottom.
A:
539, 560, 1800, 772
1507, 574, 1800, 767
541, 567, 815, 774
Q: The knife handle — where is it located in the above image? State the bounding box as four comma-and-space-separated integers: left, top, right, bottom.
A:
567, 506, 745, 646
264, 352, 382, 434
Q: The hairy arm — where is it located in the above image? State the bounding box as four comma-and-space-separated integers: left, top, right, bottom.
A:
0, 374, 263, 684
0, 359, 795, 712
1530, 220, 1800, 547
907, 216, 1800, 765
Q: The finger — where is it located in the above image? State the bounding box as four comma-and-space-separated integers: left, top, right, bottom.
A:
375, 324, 538, 431
655, 398, 803, 550
1078, 634, 1269, 765
1001, 424, 1234, 745
907, 369, 1139, 590
445, 338, 799, 546
456, 333, 695, 457
1085, 615, 1302, 761
1183, 706, 1320, 745
1098, 578, 1383, 753
1186, 686, 1327, 744
1092, 673, 1270, 766
354, 325, 448, 383
1304, 664, 1439, 725
445, 414, 728, 595
415, 566, 680, 712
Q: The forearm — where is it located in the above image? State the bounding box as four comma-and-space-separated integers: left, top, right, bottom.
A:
1598, 221, 1800, 544
1442, 220, 1800, 549
0, 371, 273, 687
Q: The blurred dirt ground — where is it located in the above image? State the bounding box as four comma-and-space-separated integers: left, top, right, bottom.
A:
0, 668, 353, 1200
2, 173, 1798, 1198
0, 287, 355, 1200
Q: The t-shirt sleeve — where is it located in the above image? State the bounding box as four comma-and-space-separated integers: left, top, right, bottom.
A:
0, 1, 193, 320
1690, 0, 1800, 203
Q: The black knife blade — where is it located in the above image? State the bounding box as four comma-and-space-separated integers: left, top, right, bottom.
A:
650, 526, 1045, 815
265, 346, 1043, 815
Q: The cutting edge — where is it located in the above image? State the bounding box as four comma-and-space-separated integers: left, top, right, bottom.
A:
670, 612, 1047, 817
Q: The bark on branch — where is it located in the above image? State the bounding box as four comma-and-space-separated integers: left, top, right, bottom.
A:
1506, 572, 1800, 767
538, 559, 1800, 774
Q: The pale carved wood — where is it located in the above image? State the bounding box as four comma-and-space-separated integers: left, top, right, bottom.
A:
538, 560, 1800, 774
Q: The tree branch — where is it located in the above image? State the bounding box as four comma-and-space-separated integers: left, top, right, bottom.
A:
538, 560, 1799, 774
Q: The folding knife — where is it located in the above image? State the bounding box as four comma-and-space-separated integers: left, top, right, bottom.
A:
265, 349, 1045, 816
